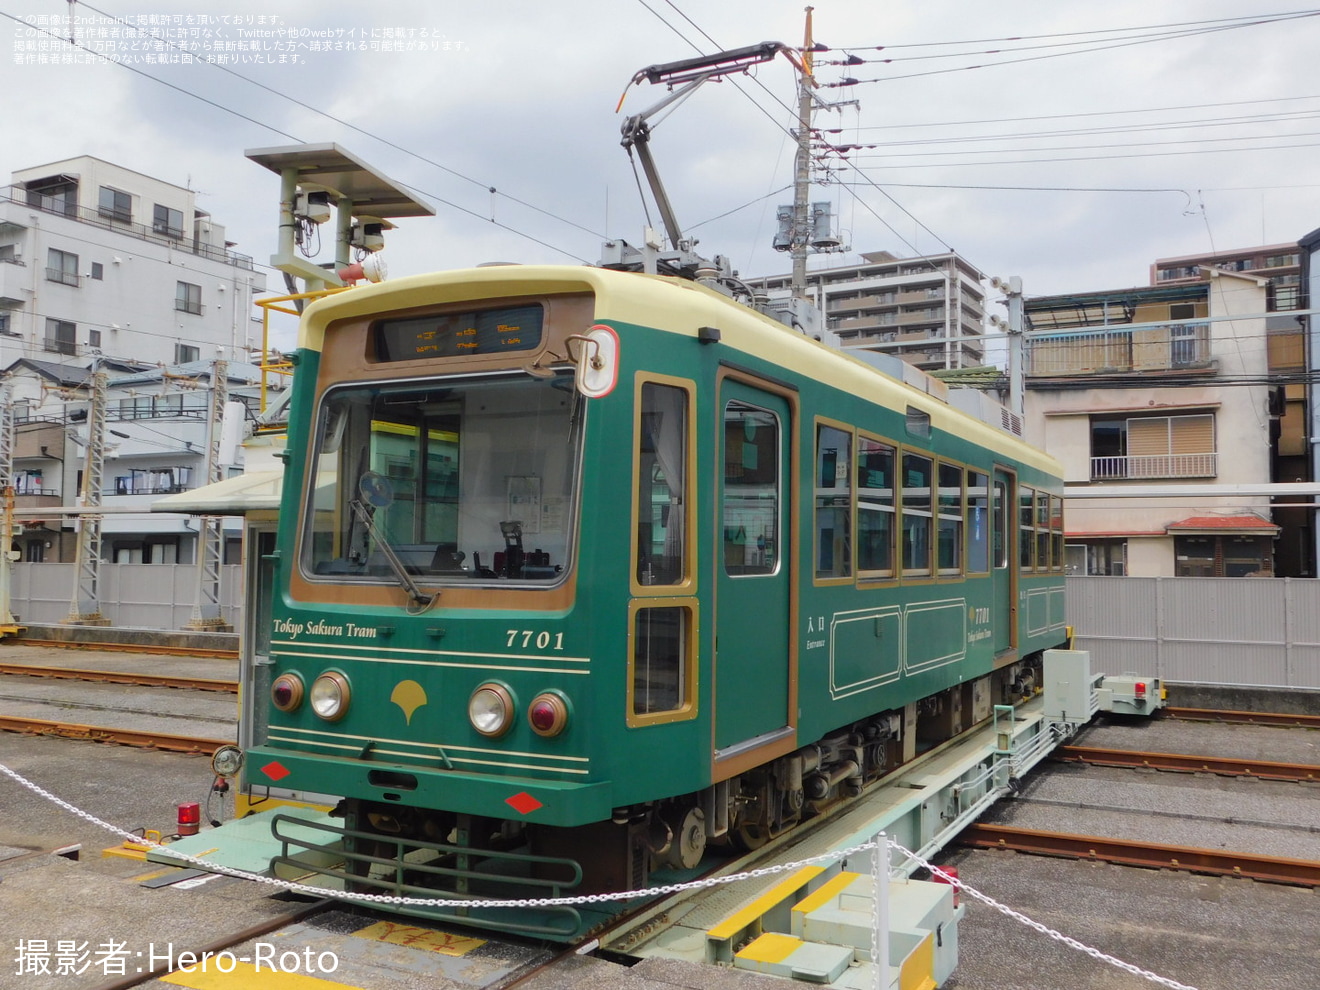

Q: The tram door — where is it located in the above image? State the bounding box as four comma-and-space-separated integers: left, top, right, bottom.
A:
715, 381, 792, 757
992, 467, 1017, 657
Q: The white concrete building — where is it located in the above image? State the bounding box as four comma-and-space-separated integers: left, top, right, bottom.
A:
0, 156, 266, 368
1023, 269, 1275, 577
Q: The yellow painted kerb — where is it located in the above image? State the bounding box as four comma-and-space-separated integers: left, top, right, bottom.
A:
735, 932, 805, 965
161, 960, 367, 990
791, 870, 862, 918
706, 865, 825, 940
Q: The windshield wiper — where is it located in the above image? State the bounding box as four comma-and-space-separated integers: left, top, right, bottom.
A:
349, 498, 438, 613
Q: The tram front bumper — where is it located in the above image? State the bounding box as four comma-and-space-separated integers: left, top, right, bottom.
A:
245, 746, 614, 828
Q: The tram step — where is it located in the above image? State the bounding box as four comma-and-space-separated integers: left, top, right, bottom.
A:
733, 932, 853, 984
704, 864, 829, 964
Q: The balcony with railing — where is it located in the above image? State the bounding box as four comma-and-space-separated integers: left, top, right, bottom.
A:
5, 185, 256, 271
1026, 323, 1212, 377
1091, 452, 1217, 480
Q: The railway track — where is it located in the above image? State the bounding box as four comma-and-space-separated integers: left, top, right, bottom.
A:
0, 714, 228, 754
1161, 706, 1320, 729
960, 822, 1320, 887
1056, 744, 1320, 782
0, 662, 238, 693
7, 637, 238, 659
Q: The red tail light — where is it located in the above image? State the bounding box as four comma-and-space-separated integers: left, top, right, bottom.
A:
528, 692, 569, 737
177, 802, 201, 836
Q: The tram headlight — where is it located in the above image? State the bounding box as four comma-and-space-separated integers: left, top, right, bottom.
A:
271, 673, 304, 712
469, 683, 514, 738
309, 672, 351, 722
528, 692, 569, 738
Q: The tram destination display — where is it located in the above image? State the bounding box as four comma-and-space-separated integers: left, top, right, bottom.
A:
374, 304, 543, 361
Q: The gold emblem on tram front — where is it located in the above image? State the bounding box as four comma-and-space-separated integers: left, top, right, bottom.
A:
390, 680, 428, 725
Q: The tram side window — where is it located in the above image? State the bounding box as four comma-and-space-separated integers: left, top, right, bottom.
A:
937, 461, 964, 576
857, 437, 895, 578
968, 472, 990, 573
724, 402, 780, 576
1050, 495, 1065, 571
636, 383, 689, 586
902, 452, 933, 576
815, 424, 852, 578
631, 606, 690, 718
1036, 490, 1051, 571
993, 480, 1009, 569
1019, 486, 1036, 570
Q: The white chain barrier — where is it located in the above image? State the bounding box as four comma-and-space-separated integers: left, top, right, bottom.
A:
0, 759, 1199, 990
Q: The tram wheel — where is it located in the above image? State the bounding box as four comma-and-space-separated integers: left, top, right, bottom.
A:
730, 820, 769, 852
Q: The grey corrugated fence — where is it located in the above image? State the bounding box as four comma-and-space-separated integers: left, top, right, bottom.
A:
9, 562, 243, 630
1067, 576, 1320, 689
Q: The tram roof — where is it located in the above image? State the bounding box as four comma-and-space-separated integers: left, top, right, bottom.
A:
298, 265, 1062, 478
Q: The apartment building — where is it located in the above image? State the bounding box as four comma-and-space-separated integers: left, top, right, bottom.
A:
0, 156, 266, 368
0, 155, 271, 565
745, 250, 987, 372
1022, 269, 1276, 577
7, 358, 268, 565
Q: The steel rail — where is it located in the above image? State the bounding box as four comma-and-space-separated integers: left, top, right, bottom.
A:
1161, 707, 1320, 729
959, 823, 1320, 887
7, 638, 238, 660
1056, 745, 1320, 782
0, 714, 229, 754
0, 663, 238, 693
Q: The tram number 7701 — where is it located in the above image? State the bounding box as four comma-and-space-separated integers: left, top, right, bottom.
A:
506, 629, 566, 651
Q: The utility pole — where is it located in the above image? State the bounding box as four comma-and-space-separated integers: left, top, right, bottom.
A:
992, 275, 1026, 418
66, 361, 109, 625
187, 358, 230, 630
0, 380, 20, 635
790, 6, 816, 300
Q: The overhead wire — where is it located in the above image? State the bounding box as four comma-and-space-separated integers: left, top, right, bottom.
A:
822, 11, 1320, 87
68, 0, 609, 244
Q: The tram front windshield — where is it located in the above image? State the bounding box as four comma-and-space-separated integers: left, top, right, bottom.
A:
303, 372, 582, 586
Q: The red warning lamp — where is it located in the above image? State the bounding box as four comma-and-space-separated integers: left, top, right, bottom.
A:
1134, 681, 1147, 698
177, 802, 201, 837
932, 865, 960, 908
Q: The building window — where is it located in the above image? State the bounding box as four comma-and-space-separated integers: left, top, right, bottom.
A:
0, 312, 12, 336
1065, 539, 1127, 575
175, 281, 202, 315
154, 204, 184, 239
87, 329, 101, 349
98, 186, 132, 223
174, 342, 200, 364
1090, 413, 1215, 480
1175, 535, 1272, 577
89, 262, 103, 280
113, 466, 193, 495
0, 244, 18, 264
46, 248, 79, 286
44, 318, 77, 356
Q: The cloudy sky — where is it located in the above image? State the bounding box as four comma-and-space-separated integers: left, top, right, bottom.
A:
4, 0, 1318, 346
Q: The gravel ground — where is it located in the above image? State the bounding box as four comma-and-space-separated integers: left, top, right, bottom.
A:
1076, 714, 1320, 765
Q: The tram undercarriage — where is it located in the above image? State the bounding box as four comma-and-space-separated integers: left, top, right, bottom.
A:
327, 657, 1045, 905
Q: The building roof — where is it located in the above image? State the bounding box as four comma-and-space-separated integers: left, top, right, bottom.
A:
1165, 515, 1279, 535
